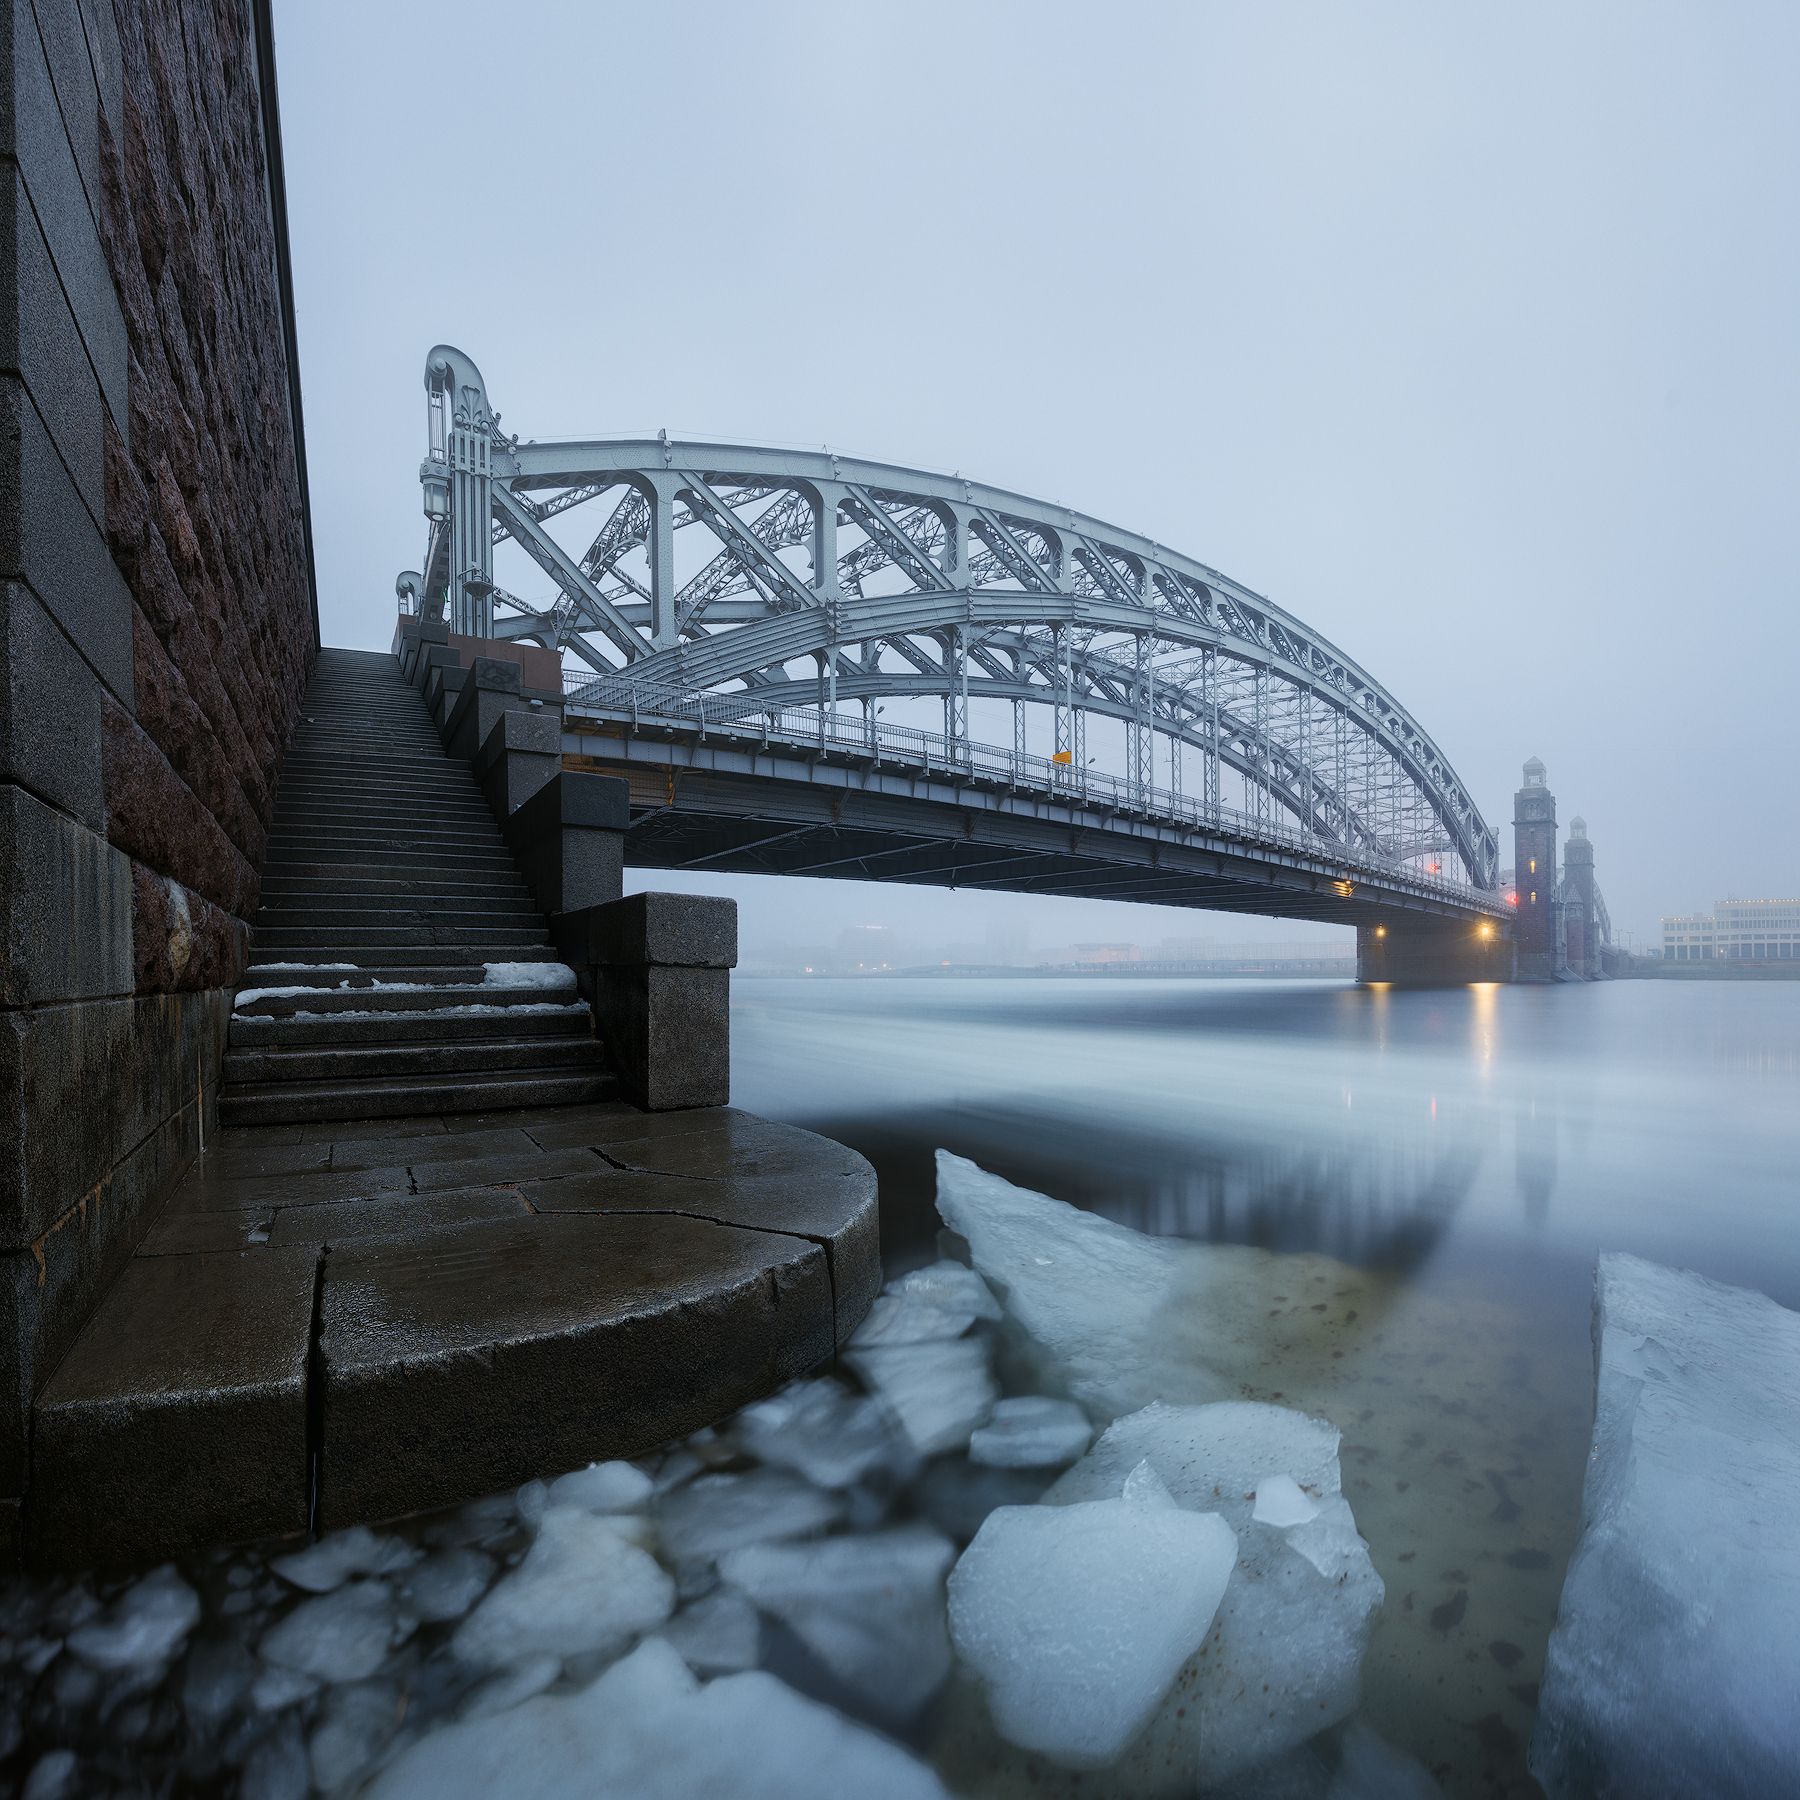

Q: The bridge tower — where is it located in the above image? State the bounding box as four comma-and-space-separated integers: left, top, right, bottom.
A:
1562, 816, 1597, 979
1513, 756, 1560, 980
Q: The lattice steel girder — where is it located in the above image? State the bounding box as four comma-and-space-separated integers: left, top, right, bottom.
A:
412, 348, 1499, 888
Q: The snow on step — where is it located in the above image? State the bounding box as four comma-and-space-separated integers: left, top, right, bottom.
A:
1531, 1253, 1800, 1798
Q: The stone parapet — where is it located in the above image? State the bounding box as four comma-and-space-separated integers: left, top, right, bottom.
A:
559, 893, 738, 1111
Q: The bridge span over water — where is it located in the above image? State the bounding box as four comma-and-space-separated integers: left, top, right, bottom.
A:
401, 346, 1512, 971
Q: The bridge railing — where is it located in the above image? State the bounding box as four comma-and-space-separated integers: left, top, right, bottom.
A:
562, 672, 1502, 910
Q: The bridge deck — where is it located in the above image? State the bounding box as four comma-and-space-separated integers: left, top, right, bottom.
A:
563, 714, 1510, 932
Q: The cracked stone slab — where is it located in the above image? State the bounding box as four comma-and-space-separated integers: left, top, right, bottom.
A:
406, 1145, 604, 1193
520, 1103, 738, 1152
329, 1125, 538, 1171
174, 1162, 415, 1212
315, 1211, 835, 1527
266, 1189, 532, 1249
30, 1247, 317, 1566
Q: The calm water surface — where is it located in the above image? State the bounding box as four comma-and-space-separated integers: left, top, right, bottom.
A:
733, 975, 1800, 1793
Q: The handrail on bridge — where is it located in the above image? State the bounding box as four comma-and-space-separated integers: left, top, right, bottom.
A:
562, 671, 1505, 913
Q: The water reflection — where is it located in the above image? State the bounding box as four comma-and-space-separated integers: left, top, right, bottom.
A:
733, 975, 1800, 1310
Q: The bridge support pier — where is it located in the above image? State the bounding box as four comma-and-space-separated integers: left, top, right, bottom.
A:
1357, 920, 1512, 986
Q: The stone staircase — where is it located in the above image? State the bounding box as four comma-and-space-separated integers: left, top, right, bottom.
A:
221, 647, 614, 1124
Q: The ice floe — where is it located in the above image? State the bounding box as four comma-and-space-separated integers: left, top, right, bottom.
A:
722, 1523, 956, 1719
656, 1584, 763, 1675
849, 1259, 1002, 1345
546, 1458, 654, 1514
270, 1524, 417, 1594
1531, 1253, 1800, 1798
1043, 1400, 1384, 1787
655, 1468, 843, 1564
949, 1458, 1237, 1766
968, 1395, 1093, 1469
452, 1504, 673, 1667
65, 1565, 199, 1670
365, 1638, 950, 1800
258, 1580, 403, 1683
844, 1336, 997, 1456
730, 1379, 906, 1488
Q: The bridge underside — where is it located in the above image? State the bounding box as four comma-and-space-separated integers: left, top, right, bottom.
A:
564, 725, 1512, 937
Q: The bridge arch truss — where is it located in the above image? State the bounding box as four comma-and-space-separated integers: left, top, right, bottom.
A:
409, 346, 1499, 893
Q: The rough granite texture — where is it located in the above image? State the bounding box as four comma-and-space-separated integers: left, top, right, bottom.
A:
1, 0, 313, 1522
96, 0, 312, 957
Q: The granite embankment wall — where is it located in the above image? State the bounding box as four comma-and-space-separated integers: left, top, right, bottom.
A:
1, 0, 314, 1547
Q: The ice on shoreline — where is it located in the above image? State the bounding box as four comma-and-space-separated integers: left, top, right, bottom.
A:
1531, 1253, 1800, 1797
365, 1639, 950, 1800
949, 1459, 1237, 1766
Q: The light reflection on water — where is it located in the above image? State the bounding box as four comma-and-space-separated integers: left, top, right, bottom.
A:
732, 975, 1800, 1794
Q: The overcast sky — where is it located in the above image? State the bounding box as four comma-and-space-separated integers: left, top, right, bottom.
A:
277, 0, 1798, 953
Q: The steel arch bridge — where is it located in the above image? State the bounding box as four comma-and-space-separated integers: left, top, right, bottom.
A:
401, 346, 1505, 930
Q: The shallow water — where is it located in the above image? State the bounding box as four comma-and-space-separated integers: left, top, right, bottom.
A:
732, 975, 1800, 1794
3, 976, 1794, 1798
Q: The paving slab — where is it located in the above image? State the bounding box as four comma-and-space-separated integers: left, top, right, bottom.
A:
315, 1211, 834, 1527
27, 1106, 879, 1565
266, 1188, 532, 1249
175, 1162, 415, 1213
30, 1248, 318, 1567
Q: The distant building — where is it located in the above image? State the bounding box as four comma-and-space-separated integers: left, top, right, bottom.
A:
1512, 756, 1560, 980
1662, 900, 1800, 962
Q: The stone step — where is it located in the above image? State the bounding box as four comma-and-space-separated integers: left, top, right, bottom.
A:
274, 796, 495, 822
235, 979, 575, 1018
259, 874, 525, 896
244, 962, 523, 988
273, 783, 491, 810
244, 943, 560, 970
228, 1005, 590, 1049
252, 924, 550, 950
218, 1065, 617, 1126
223, 1035, 605, 1085
251, 903, 545, 932
267, 827, 509, 853
278, 751, 478, 777
261, 853, 525, 882
260, 876, 530, 902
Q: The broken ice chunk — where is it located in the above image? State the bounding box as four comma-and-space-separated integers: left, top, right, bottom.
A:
546, 1460, 654, 1514
365, 1638, 951, 1800
269, 1525, 418, 1594
948, 1460, 1237, 1767
66, 1566, 200, 1671
1253, 1473, 1323, 1528
398, 1548, 494, 1624
259, 1580, 401, 1683
457, 1652, 561, 1721
731, 1379, 908, 1489
655, 1470, 843, 1564
453, 1505, 673, 1668
721, 1523, 955, 1719
844, 1337, 997, 1457
968, 1396, 1092, 1469
1531, 1254, 1800, 1798
656, 1585, 762, 1676
1328, 1719, 1444, 1798
849, 1261, 1002, 1345
308, 1678, 400, 1793
1046, 1400, 1384, 1788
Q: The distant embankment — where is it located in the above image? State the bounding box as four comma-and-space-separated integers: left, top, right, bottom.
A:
1613, 958, 1800, 981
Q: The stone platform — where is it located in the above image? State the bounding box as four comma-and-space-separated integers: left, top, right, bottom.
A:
26, 1105, 878, 1568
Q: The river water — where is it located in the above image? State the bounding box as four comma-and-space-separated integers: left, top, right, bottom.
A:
733, 974, 1800, 1794
5, 976, 1795, 1798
